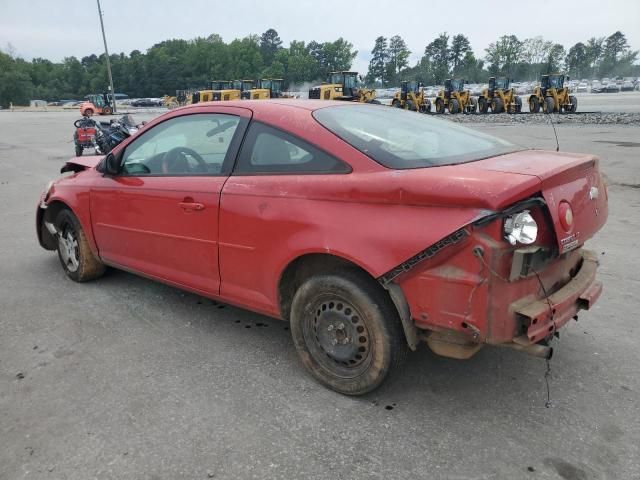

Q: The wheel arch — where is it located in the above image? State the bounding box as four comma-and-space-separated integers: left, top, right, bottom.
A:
277, 252, 418, 350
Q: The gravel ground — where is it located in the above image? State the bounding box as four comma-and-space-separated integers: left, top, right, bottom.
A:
0, 111, 639, 480
446, 112, 640, 126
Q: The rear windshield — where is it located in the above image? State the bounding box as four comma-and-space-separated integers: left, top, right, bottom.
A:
313, 105, 519, 169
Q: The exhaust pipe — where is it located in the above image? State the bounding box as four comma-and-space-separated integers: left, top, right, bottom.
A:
499, 341, 553, 360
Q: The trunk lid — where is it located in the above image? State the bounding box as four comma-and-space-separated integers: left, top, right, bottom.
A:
470, 150, 608, 252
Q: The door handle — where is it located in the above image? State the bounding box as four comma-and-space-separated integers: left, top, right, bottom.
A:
178, 201, 205, 212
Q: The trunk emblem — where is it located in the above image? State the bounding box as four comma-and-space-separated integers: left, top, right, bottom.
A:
589, 186, 599, 200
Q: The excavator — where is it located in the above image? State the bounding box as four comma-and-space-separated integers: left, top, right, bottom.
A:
391, 81, 431, 113
477, 77, 522, 113
308, 72, 379, 103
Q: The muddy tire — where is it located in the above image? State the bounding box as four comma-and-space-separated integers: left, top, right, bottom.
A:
529, 96, 540, 113
405, 99, 415, 111
290, 270, 408, 395
544, 96, 555, 114
55, 209, 105, 282
448, 98, 459, 114
569, 95, 577, 113
435, 98, 444, 114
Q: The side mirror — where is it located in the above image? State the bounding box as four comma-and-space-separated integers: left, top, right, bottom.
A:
103, 152, 121, 175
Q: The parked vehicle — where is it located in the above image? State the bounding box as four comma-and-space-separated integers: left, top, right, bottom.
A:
80, 93, 114, 116
576, 82, 588, 93
621, 81, 634, 92
73, 116, 98, 156
37, 101, 608, 395
72, 114, 141, 155
604, 83, 619, 93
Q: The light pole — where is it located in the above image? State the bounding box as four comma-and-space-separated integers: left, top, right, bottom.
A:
96, 0, 116, 113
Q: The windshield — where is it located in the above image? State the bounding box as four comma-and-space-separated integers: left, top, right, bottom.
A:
549, 75, 564, 88
344, 74, 357, 89
261, 79, 272, 90
330, 73, 343, 85
495, 78, 509, 90
313, 105, 519, 169
450, 79, 464, 91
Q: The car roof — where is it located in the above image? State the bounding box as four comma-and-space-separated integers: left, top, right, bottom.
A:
177, 99, 359, 113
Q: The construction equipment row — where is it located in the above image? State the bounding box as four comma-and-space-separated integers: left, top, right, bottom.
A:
163, 73, 577, 114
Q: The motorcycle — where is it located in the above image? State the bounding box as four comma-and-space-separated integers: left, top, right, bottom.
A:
73, 114, 143, 156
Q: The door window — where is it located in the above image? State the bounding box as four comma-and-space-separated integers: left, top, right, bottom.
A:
121, 114, 240, 176
234, 122, 350, 174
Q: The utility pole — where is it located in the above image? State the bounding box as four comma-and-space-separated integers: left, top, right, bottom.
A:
96, 0, 116, 113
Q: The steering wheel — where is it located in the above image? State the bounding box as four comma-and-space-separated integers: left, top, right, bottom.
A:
161, 146, 207, 174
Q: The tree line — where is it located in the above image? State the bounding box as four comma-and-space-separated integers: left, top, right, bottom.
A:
0, 28, 638, 107
368, 31, 638, 86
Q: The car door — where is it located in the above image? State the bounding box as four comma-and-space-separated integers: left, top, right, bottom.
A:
218, 121, 350, 314
90, 108, 250, 295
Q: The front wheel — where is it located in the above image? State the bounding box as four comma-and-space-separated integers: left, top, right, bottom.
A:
435, 98, 445, 114
102, 106, 112, 115
569, 95, 578, 113
529, 97, 540, 113
544, 96, 555, 114
290, 270, 408, 395
55, 209, 106, 282
448, 98, 459, 114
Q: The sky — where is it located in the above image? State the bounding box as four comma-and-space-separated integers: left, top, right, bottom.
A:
1, 0, 639, 75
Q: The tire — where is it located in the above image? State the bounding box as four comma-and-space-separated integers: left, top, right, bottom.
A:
75, 144, 83, 157
469, 97, 478, 113
435, 98, 444, 114
85, 108, 94, 117
423, 99, 431, 113
478, 97, 488, 114
529, 96, 540, 113
515, 96, 522, 113
544, 96, 555, 114
405, 99, 415, 111
368, 99, 381, 105
569, 95, 577, 113
290, 270, 408, 395
491, 97, 504, 113
102, 106, 112, 115
392, 99, 401, 108
448, 98, 459, 114
55, 209, 106, 282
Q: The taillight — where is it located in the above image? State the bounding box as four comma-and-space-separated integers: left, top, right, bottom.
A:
558, 201, 573, 232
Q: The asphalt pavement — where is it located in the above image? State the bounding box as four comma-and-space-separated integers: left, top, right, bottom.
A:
0, 110, 638, 479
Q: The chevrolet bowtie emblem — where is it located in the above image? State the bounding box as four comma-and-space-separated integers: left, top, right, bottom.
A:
589, 186, 599, 200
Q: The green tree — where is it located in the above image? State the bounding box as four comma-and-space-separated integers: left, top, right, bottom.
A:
387, 35, 410, 83
449, 34, 470, 74
545, 44, 565, 73
259, 28, 282, 65
424, 33, 450, 83
565, 43, 589, 78
367, 36, 389, 85
585, 37, 604, 78
485, 35, 523, 77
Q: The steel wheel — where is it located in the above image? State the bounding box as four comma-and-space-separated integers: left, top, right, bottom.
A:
54, 209, 105, 282
304, 296, 372, 378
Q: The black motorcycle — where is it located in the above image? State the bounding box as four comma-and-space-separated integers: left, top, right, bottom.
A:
73, 114, 142, 156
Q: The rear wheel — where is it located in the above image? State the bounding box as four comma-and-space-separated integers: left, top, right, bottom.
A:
55, 209, 106, 282
290, 270, 408, 395
405, 99, 415, 111
448, 98, 459, 114
392, 99, 401, 108
569, 95, 578, 113
435, 98, 445, 114
544, 96, 555, 114
85, 108, 94, 117
102, 106, 112, 115
491, 97, 504, 113
529, 96, 540, 113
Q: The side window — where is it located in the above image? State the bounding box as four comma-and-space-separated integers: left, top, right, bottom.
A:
121, 114, 240, 176
234, 122, 350, 174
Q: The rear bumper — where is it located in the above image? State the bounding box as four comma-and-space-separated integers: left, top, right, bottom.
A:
514, 249, 601, 344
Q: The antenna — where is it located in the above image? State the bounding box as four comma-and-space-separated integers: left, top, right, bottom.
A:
548, 110, 560, 152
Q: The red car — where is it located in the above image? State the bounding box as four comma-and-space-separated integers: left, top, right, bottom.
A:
37, 100, 608, 395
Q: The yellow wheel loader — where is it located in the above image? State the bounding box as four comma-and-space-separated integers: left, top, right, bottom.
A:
434, 79, 477, 114
243, 78, 286, 99
391, 81, 431, 113
529, 74, 577, 114
164, 89, 192, 109
308, 72, 379, 103
478, 77, 522, 114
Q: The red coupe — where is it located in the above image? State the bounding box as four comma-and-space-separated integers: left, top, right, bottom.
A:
37, 100, 608, 394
